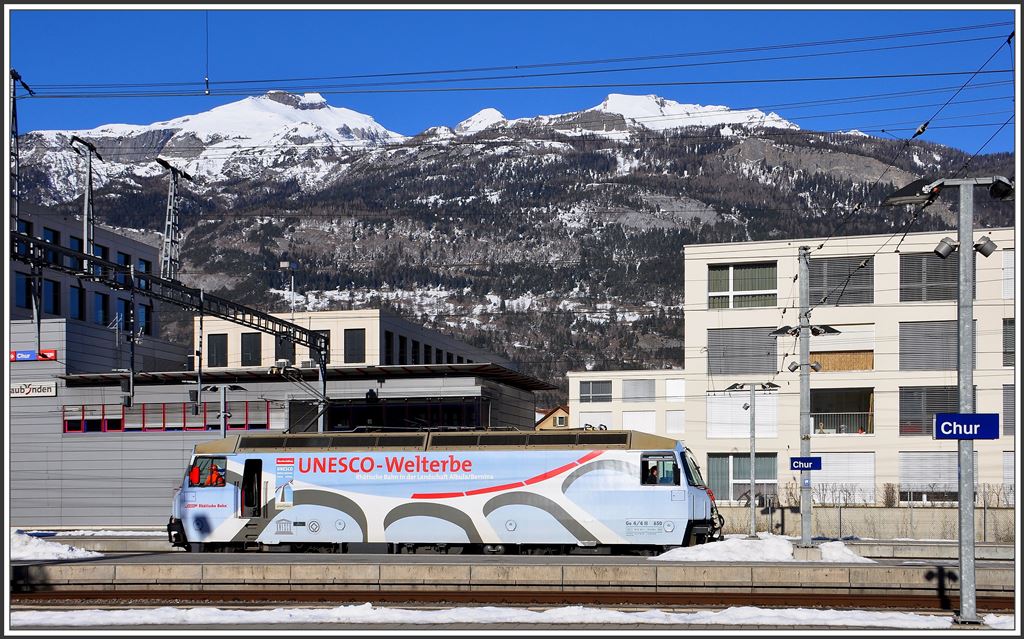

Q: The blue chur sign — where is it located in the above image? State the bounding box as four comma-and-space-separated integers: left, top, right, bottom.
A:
933, 413, 1000, 440
790, 457, 822, 471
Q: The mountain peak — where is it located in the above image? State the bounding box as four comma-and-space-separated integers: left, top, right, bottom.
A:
262, 91, 330, 110
590, 93, 799, 132
455, 108, 506, 134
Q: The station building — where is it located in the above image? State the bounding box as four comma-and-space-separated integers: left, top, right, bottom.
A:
567, 227, 1015, 507
8, 210, 549, 527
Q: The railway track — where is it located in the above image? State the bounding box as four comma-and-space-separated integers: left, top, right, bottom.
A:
12, 589, 1015, 613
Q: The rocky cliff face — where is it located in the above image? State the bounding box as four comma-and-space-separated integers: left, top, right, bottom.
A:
18, 92, 1013, 404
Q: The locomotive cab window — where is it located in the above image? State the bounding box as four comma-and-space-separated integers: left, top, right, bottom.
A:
683, 449, 708, 488
188, 456, 227, 487
641, 453, 679, 486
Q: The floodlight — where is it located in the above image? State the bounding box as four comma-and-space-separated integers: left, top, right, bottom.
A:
742, 403, 750, 411
973, 235, 997, 258
788, 361, 800, 373
934, 237, 958, 259
989, 177, 1014, 201
811, 361, 822, 372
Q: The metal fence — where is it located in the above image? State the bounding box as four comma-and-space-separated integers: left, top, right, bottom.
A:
718, 482, 1015, 542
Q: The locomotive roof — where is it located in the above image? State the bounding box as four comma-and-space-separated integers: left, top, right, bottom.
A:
194, 430, 684, 454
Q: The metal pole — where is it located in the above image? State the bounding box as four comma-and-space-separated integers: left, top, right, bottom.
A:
82, 148, 92, 275
10, 71, 20, 231
749, 383, 756, 537
220, 385, 227, 435
799, 246, 812, 546
290, 271, 296, 322
956, 183, 978, 624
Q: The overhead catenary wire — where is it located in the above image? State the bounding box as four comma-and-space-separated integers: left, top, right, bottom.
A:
28, 20, 1013, 91
23, 34, 1013, 99
18, 69, 1015, 100
807, 31, 1014, 256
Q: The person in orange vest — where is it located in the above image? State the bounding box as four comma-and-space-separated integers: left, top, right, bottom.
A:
204, 463, 224, 487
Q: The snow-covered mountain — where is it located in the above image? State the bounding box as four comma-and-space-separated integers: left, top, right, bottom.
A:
21, 91, 404, 203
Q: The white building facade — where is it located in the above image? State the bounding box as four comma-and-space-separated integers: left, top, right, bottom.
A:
568, 227, 1015, 507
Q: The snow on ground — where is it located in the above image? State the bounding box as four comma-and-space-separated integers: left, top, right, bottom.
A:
11, 603, 1014, 629
9, 529, 102, 561
26, 529, 166, 537
651, 533, 875, 563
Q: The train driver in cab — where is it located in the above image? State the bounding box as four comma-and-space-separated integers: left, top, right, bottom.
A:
203, 463, 225, 487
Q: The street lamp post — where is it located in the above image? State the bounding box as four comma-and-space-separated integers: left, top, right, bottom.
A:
279, 260, 298, 322
727, 381, 780, 538
884, 175, 1013, 625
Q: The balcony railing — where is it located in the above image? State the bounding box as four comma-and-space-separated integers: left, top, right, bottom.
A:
811, 412, 873, 434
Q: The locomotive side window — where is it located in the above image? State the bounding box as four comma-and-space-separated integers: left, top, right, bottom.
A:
188, 456, 227, 487
641, 453, 679, 486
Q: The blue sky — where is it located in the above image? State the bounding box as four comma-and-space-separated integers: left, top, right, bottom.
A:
8, 7, 1018, 153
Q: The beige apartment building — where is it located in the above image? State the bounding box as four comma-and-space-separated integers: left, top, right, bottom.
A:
568, 369, 687, 435
569, 227, 1015, 506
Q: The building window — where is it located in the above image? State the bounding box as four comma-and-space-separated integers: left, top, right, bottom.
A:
241, 333, 262, 366
116, 298, 130, 331
42, 227, 60, 264
69, 286, 86, 320
93, 244, 109, 277
344, 328, 366, 364
1003, 451, 1015, 507
275, 334, 295, 365
208, 333, 228, 367
115, 251, 131, 285
666, 379, 685, 402
15, 272, 33, 308
435, 348, 444, 364
899, 252, 973, 302
138, 304, 153, 336
457, 355, 464, 364
623, 410, 656, 434
706, 390, 778, 438
898, 451, 977, 503
555, 415, 567, 427
384, 330, 394, 365
308, 329, 330, 364
708, 262, 777, 309
1004, 318, 1014, 367
67, 236, 84, 269
580, 380, 612, 403
137, 258, 152, 290
622, 379, 655, 402
1004, 385, 1015, 437
15, 219, 32, 255
809, 255, 874, 305
666, 410, 685, 435
446, 352, 454, 364
398, 335, 408, 365
412, 339, 421, 365
94, 292, 109, 325
707, 327, 778, 375
898, 385, 974, 436
812, 452, 876, 504
42, 279, 61, 315
579, 411, 612, 429
424, 344, 433, 365
707, 453, 777, 503
899, 320, 975, 371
